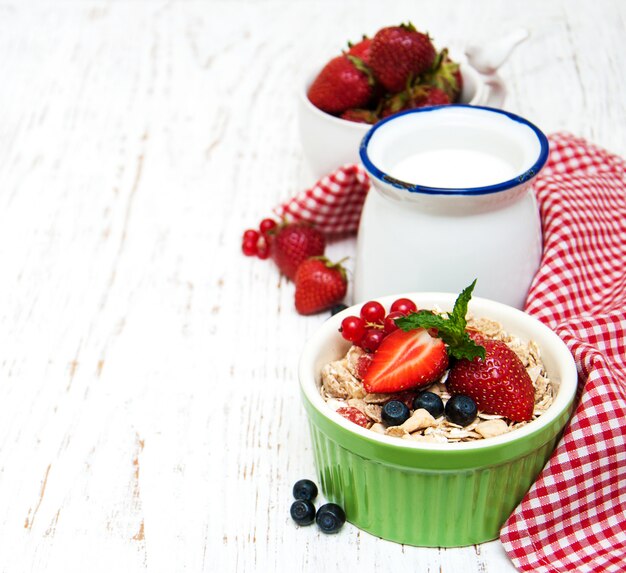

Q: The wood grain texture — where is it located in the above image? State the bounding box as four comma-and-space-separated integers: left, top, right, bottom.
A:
0, 1, 623, 571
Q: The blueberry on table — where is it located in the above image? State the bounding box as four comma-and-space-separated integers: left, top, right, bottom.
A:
330, 303, 348, 316
381, 400, 410, 426
290, 499, 316, 526
316, 503, 346, 533
413, 391, 444, 418
445, 395, 478, 426
293, 479, 318, 501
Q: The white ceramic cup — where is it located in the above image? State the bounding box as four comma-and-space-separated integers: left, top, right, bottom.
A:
355, 105, 549, 309
298, 29, 529, 179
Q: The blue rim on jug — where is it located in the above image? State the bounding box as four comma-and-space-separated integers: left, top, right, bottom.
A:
359, 104, 549, 196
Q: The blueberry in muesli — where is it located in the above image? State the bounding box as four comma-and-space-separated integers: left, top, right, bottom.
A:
316, 503, 346, 533
445, 395, 478, 427
413, 391, 444, 418
381, 400, 410, 426
293, 479, 318, 501
290, 499, 316, 526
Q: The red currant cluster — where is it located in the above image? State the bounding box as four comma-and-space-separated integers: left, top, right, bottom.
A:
339, 298, 418, 353
241, 218, 277, 259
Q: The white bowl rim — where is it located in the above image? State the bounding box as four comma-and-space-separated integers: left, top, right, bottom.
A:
299, 292, 577, 453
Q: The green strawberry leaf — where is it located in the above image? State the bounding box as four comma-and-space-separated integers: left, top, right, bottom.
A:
395, 279, 485, 361
420, 48, 460, 99
346, 55, 375, 86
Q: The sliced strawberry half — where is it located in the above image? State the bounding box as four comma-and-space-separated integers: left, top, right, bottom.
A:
362, 328, 448, 393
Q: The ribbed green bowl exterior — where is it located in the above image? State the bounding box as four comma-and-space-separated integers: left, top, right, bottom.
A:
299, 293, 577, 547
303, 393, 570, 547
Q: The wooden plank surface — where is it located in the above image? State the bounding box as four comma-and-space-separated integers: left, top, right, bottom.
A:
0, 1, 624, 571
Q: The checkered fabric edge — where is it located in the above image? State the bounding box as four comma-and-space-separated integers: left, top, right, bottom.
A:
500, 133, 626, 573
272, 163, 370, 237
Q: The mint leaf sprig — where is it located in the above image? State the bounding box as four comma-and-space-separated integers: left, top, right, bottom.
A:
395, 280, 486, 361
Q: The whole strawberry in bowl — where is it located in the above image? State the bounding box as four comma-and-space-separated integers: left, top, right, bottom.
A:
299, 23, 525, 178
298, 286, 576, 547
447, 336, 536, 422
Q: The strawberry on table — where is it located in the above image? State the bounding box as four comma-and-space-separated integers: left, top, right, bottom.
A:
446, 338, 535, 422
369, 23, 436, 93
294, 257, 347, 315
270, 222, 325, 281
307, 54, 375, 115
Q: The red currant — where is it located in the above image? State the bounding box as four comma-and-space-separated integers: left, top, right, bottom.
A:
259, 218, 277, 234
390, 298, 417, 315
383, 311, 404, 334
360, 301, 385, 324
339, 316, 366, 344
257, 240, 270, 259
242, 238, 258, 256
361, 329, 385, 353
243, 229, 260, 242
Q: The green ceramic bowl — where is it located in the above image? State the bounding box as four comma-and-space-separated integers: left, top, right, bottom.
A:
299, 293, 577, 547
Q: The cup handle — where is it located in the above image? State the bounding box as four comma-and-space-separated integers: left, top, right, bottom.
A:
481, 73, 507, 108
465, 28, 529, 74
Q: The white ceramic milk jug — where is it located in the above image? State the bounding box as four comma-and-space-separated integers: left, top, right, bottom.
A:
354, 105, 549, 309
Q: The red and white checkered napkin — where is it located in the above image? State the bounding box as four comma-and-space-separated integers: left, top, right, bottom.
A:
277, 133, 626, 571
273, 164, 370, 237
500, 133, 626, 573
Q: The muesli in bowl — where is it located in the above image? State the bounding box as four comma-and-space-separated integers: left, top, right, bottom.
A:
322, 282, 555, 443
298, 283, 577, 547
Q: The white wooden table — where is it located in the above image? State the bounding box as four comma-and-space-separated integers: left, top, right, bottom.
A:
0, 1, 624, 571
